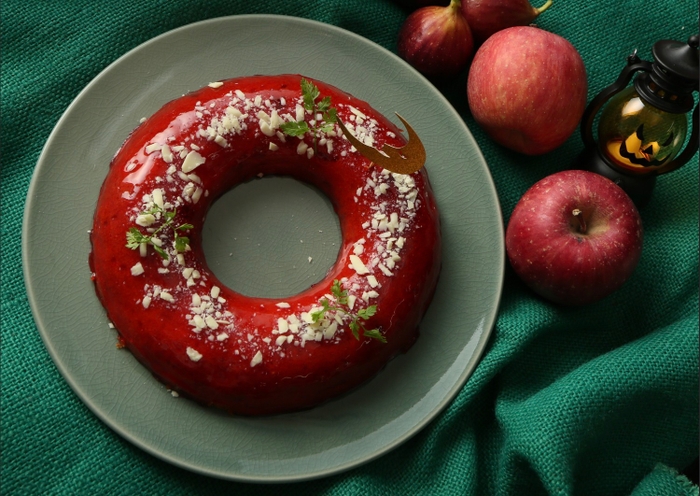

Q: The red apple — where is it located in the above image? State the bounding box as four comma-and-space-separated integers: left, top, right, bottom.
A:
505, 170, 643, 306
467, 26, 587, 155
462, 0, 553, 44
397, 0, 474, 79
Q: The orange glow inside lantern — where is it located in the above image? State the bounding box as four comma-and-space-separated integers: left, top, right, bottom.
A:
598, 86, 687, 173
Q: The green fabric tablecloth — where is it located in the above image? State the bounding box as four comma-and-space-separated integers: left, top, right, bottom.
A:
2, 0, 698, 494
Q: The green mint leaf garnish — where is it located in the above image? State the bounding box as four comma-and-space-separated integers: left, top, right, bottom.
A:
317, 280, 385, 343
126, 202, 194, 261
279, 121, 309, 137
318, 122, 335, 134
323, 107, 338, 124
174, 236, 189, 253
301, 78, 320, 111
331, 279, 349, 305
142, 206, 161, 215
362, 329, 387, 343
281, 79, 339, 153
153, 245, 168, 260
349, 320, 361, 340
311, 299, 331, 323
357, 305, 377, 320
126, 228, 148, 249
317, 96, 332, 113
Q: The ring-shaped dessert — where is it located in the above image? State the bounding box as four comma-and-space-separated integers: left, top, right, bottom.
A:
90, 75, 441, 415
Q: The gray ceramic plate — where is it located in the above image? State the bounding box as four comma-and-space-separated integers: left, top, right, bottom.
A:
23, 15, 504, 482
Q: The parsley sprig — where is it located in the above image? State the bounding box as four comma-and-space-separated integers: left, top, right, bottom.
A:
126, 204, 193, 260
311, 280, 386, 343
280, 78, 338, 152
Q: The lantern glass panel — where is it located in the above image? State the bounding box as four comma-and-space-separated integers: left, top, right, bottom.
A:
598, 86, 687, 174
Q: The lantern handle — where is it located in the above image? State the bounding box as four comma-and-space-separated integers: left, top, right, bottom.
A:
580, 52, 653, 149
657, 104, 699, 175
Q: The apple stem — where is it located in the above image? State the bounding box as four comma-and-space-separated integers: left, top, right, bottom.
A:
535, 0, 553, 14
572, 209, 587, 234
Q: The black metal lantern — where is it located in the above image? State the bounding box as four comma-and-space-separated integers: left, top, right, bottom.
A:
576, 35, 699, 207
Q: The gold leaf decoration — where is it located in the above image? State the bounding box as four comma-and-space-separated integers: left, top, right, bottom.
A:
337, 113, 426, 175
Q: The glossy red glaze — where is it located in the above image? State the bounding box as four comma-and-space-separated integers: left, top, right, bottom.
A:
90, 75, 441, 415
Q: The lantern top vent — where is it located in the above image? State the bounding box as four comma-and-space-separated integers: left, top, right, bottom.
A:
635, 35, 699, 113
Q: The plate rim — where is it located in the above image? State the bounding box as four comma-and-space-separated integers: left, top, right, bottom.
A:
22, 14, 504, 482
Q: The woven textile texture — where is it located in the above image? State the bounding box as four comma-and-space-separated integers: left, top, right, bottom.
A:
1, 0, 698, 494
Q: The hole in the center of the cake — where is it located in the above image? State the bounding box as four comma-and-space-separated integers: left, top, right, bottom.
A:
202, 176, 342, 298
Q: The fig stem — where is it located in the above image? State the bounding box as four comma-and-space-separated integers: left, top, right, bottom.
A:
572, 209, 587, 234
449, 0, 462, 9
536, 0, 553, 14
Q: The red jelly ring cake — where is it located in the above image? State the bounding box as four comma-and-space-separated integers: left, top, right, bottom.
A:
90, 74, 441, 415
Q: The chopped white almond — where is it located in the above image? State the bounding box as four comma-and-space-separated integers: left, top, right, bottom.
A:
182, 150, 205, 173
130, 262, 144, 276
136, 214, 156, 227
186, 347, 202, 362
259, 120, 275, 137
161, 145, 173, 163
250, 351, 263, 367
160, 291, 175, 303
324, 321, 338, 340
145, 143, 161, 154
349, 255, 370, 275
152, 188, 164, 208
192, 187, 204, 204
378, 263, 393, 277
